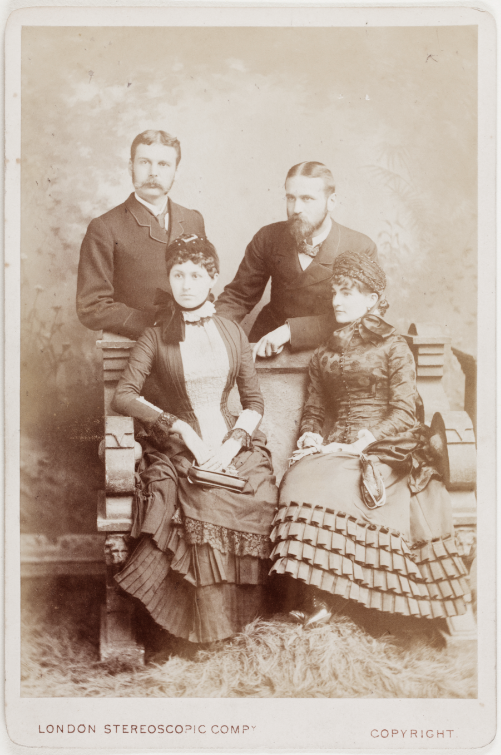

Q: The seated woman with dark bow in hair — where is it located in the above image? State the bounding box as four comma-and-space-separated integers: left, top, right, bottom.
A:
269, 251, 470, 628
112, 234, 277, 645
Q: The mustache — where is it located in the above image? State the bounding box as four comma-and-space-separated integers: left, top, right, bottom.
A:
140, 181, 163, 189
131, 170, 164, 190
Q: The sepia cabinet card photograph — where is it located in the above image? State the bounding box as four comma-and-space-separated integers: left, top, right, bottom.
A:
4, 2, 496, 752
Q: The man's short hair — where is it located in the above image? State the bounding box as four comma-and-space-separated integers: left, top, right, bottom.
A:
130, 130, 181, 166
285, 162, 336, 196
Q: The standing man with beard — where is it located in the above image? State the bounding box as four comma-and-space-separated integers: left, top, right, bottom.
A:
77, 130, 205, 339
215, 162, 378, 357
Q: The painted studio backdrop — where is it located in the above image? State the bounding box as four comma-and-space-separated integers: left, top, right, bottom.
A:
21, 26, 477, 537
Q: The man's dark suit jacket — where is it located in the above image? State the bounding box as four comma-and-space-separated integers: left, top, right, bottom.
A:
77, 193, 205, 340
215, 219, 378, 350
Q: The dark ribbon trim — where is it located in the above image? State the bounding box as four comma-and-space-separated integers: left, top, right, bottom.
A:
154, 288, 214, 344
363, 426, 442, 494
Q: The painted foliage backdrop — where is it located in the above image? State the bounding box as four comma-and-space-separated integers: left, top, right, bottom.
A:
21, 26, 477, 535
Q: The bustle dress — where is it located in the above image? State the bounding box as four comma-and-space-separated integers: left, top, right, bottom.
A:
269, 315, 470, 620
112, 303, 278, 643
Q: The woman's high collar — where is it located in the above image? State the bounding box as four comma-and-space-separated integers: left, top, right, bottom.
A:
329, 313, 395, 352
181, 300, 216, 322
154, 289, 216, 343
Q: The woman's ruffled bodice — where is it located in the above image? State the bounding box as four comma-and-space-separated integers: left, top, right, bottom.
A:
301, 315, 420, 444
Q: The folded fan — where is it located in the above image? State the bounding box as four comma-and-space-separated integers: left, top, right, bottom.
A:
359, 453, 386, 509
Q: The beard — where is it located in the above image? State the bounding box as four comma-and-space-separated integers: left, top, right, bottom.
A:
287, 214, 325, 246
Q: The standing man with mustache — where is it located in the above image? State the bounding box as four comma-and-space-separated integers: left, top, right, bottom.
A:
215, 162, 378, 357
77, 130, 205, 339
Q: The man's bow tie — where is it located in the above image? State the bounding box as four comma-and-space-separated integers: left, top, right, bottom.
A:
300, 241, 321, 258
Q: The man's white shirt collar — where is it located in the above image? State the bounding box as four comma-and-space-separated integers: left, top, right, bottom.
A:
134, 192, 169, 217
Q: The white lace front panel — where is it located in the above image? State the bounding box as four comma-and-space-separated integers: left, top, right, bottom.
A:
179, 319, 231, 451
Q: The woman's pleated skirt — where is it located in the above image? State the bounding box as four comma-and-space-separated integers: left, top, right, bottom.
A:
269, 451, 470, 620
116, 536, 270, 643
115, 443, 277, 644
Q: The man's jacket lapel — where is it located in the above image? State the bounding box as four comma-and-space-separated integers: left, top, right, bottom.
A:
125, 193, 169, 243
283, 220, 341, 290
168, 200, 188, 244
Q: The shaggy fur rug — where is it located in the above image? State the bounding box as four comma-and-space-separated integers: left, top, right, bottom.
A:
21, 576, 477, 699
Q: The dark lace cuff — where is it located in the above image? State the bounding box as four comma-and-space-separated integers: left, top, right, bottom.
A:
152, 412, 177, 432
148, 412, 178, 450
222, 427, 253, 450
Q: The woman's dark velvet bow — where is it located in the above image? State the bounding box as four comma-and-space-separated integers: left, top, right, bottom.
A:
363, 425, 442, 494
329, 314, 395, 353
154, 289, 215, 344
154, 289, 186, 344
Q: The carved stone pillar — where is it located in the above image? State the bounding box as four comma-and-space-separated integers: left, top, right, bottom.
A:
100, 534, 144, 665
403, 326, 477, 641
404, 323, 451, 423
454, 526, 477, 565
452, 347, 477, 435
254, 348, 312, 482
97, 332, 144, 665
97, 331, 135, 415
430, 411, 476, 491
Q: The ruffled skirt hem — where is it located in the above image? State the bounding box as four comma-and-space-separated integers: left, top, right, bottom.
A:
269, 502, 470, 620
115, 533, 270, 643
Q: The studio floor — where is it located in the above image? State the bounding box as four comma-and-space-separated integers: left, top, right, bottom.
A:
21, 575, 477, 699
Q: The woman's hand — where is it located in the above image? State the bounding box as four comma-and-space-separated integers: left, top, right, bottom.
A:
289, 445, 321, 466
172, 420, 211, 465
288, 432, 324, 466
297, 432, 324, 450
200, 438, 241, 472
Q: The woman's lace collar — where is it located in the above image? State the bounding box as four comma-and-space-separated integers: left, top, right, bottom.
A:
181, 300, 216, 323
